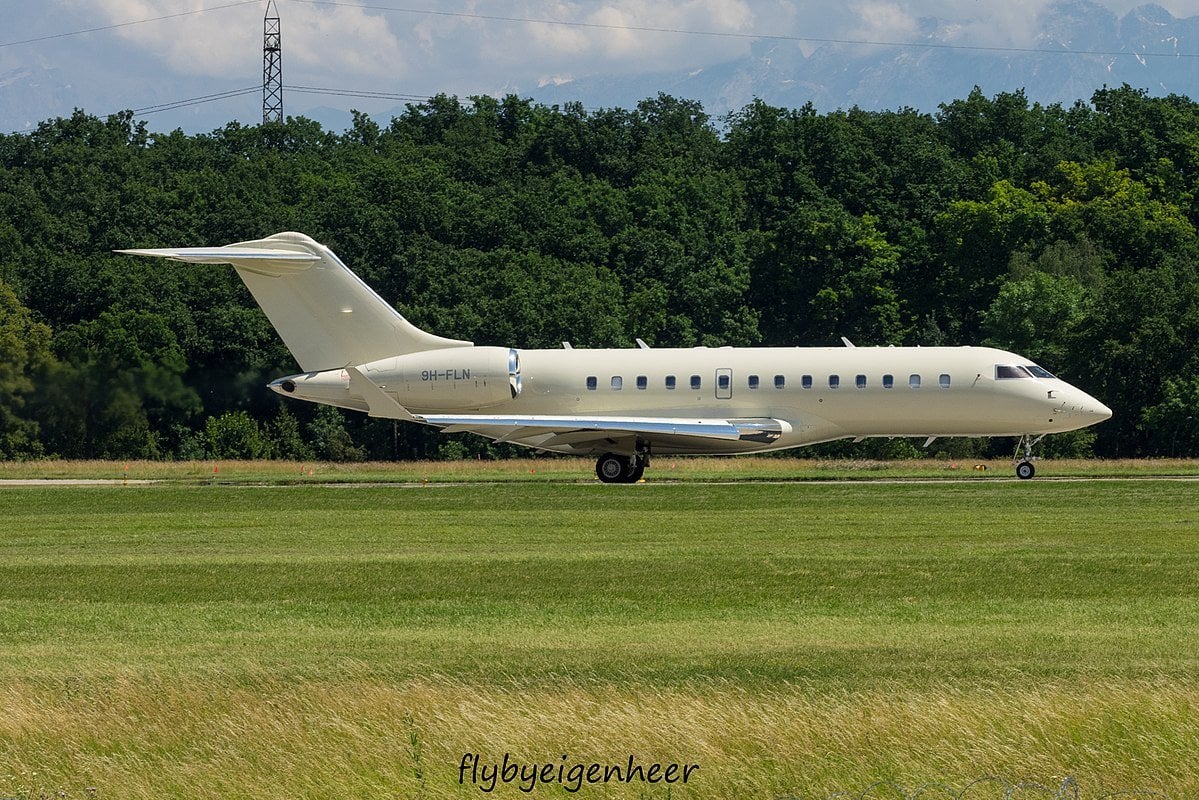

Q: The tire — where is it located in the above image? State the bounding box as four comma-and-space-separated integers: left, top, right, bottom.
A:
1016, 461, 1036, 480
596, 453, 630, 483
626, 463, 645, 483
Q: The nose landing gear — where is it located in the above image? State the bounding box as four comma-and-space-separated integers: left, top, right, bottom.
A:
1014, 433, 1045, 479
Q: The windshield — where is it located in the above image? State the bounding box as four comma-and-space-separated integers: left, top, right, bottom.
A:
995, 365, 1033, 379
1025, 364, 1057, 379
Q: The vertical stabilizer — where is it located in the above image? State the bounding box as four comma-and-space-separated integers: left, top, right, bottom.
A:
118, 232, 472, 371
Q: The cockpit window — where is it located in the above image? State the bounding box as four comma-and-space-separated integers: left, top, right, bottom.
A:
995, 365, 1033, 379
1025, 365, 1057, 379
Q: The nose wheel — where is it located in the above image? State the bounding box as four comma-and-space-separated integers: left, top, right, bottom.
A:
1014, 434, 1045, 479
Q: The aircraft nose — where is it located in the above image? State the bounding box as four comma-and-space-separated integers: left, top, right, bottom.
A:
1056, 389, 1111, 421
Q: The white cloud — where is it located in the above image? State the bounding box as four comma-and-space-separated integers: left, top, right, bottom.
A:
405, 0, 759, 88
54, 0, 406, 81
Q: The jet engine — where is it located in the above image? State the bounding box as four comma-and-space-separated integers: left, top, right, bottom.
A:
359, 346, 521, 411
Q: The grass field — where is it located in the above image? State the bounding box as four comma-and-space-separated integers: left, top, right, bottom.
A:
1, 472, 1197, 798
3, 455, 1199, 482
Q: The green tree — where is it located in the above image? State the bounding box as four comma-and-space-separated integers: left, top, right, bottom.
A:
0, 280, 55, 457
1142, 376, 1199, 456
982, 271, 1090, 369
204, 411, 267, 459
40, 310, 201, 458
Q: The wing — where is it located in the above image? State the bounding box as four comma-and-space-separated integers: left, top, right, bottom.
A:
418, 414, 792, 455
345, 366, 793, 455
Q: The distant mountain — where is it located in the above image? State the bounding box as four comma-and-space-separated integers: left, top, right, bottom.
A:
6, 0, 1199, 134
530, 1, 1199, 116
0, 66, 77, 132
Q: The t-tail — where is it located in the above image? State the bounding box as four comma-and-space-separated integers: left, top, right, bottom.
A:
118, 231, 471, 372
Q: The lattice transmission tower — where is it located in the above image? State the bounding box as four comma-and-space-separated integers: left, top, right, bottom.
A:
263, 0, 283, 123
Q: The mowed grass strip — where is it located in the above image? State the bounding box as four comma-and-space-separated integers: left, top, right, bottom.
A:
1, 482, 1197, 798
3, 456, 1199, 482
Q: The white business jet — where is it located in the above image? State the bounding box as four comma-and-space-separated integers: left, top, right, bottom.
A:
120, 232, 1111, 482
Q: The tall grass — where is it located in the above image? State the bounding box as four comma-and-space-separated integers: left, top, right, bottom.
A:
1, 482, 1196, 798
1, 457, 1198, 483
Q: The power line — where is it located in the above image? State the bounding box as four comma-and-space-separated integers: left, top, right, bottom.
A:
132, 86, 261, 115
291, 0, 1199, 60
0, 1, 260, 49
287, 84, 432, 103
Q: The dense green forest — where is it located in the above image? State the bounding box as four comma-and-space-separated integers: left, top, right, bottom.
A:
1, 85, 1198, 461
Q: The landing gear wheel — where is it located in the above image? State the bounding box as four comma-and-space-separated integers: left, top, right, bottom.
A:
1013, 434, 1045, 480
596, 453, 631, 484
626, 463, 645, 482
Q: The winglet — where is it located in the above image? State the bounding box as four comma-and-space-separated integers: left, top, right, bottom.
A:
345, 367, 420, 422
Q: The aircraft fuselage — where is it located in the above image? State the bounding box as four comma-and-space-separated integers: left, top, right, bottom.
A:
271, 344, 1111, 456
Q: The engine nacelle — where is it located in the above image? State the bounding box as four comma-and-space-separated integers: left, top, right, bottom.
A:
359, 346, 521, 411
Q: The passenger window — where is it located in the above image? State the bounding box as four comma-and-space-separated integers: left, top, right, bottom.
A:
636, 375, 647, 390
665, 375, 676, 390
611, 376, 623, 390
855, 374, 866, 389
775, 374, 786, 389
909, 374, 921, 389
748, 374, 760, 389
883, 374, 894, 389
586, 376, 597, 391
690, 375, 701, 390
801, 375, 812, 389
828, 374, 840, 389
939, 373, 951, 389
718, 374, 730, 390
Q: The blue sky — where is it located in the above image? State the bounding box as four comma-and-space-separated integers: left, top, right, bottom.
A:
4, 0, 1199, 132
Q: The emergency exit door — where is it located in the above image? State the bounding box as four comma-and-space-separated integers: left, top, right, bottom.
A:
715, 368, 733, 400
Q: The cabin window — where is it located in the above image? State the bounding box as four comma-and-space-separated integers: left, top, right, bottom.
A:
665, 375, 676, 390
748, 374, 760, 389
856, 374, 867, 389
611, 376, 623, 390
775, 374, 786, 389
939, 373, 951, 389
996, 365, 1033, 379
1026, 365, 1057, 379
586, 376, 597, 391
718, 374, 730, 391
801, 375, 812, 389
690, 375, 702, 390
828, 374, 840, 389
636, 375, 648, 390
909, 374, 921, 389
883, 374, 894, 389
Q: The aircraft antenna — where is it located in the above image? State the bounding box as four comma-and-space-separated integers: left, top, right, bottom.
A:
263, 0, 283, 123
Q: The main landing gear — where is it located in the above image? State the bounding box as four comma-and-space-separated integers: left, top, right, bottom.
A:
595, 452, 648, 484
1014, 433, 1046, 480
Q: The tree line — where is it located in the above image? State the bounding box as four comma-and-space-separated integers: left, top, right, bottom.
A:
1, 85, 1198, 461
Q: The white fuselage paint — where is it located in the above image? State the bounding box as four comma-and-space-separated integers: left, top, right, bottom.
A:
275, 344, 1111, 456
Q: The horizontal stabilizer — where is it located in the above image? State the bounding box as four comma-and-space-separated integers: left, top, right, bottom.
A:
118, 232, 472, 371
116, 247, 320, 277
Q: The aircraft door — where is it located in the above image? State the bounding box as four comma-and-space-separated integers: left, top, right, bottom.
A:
715, 368, 733, 400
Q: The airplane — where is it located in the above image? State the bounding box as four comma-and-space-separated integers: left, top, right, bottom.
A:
119, 231, 1112, 482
